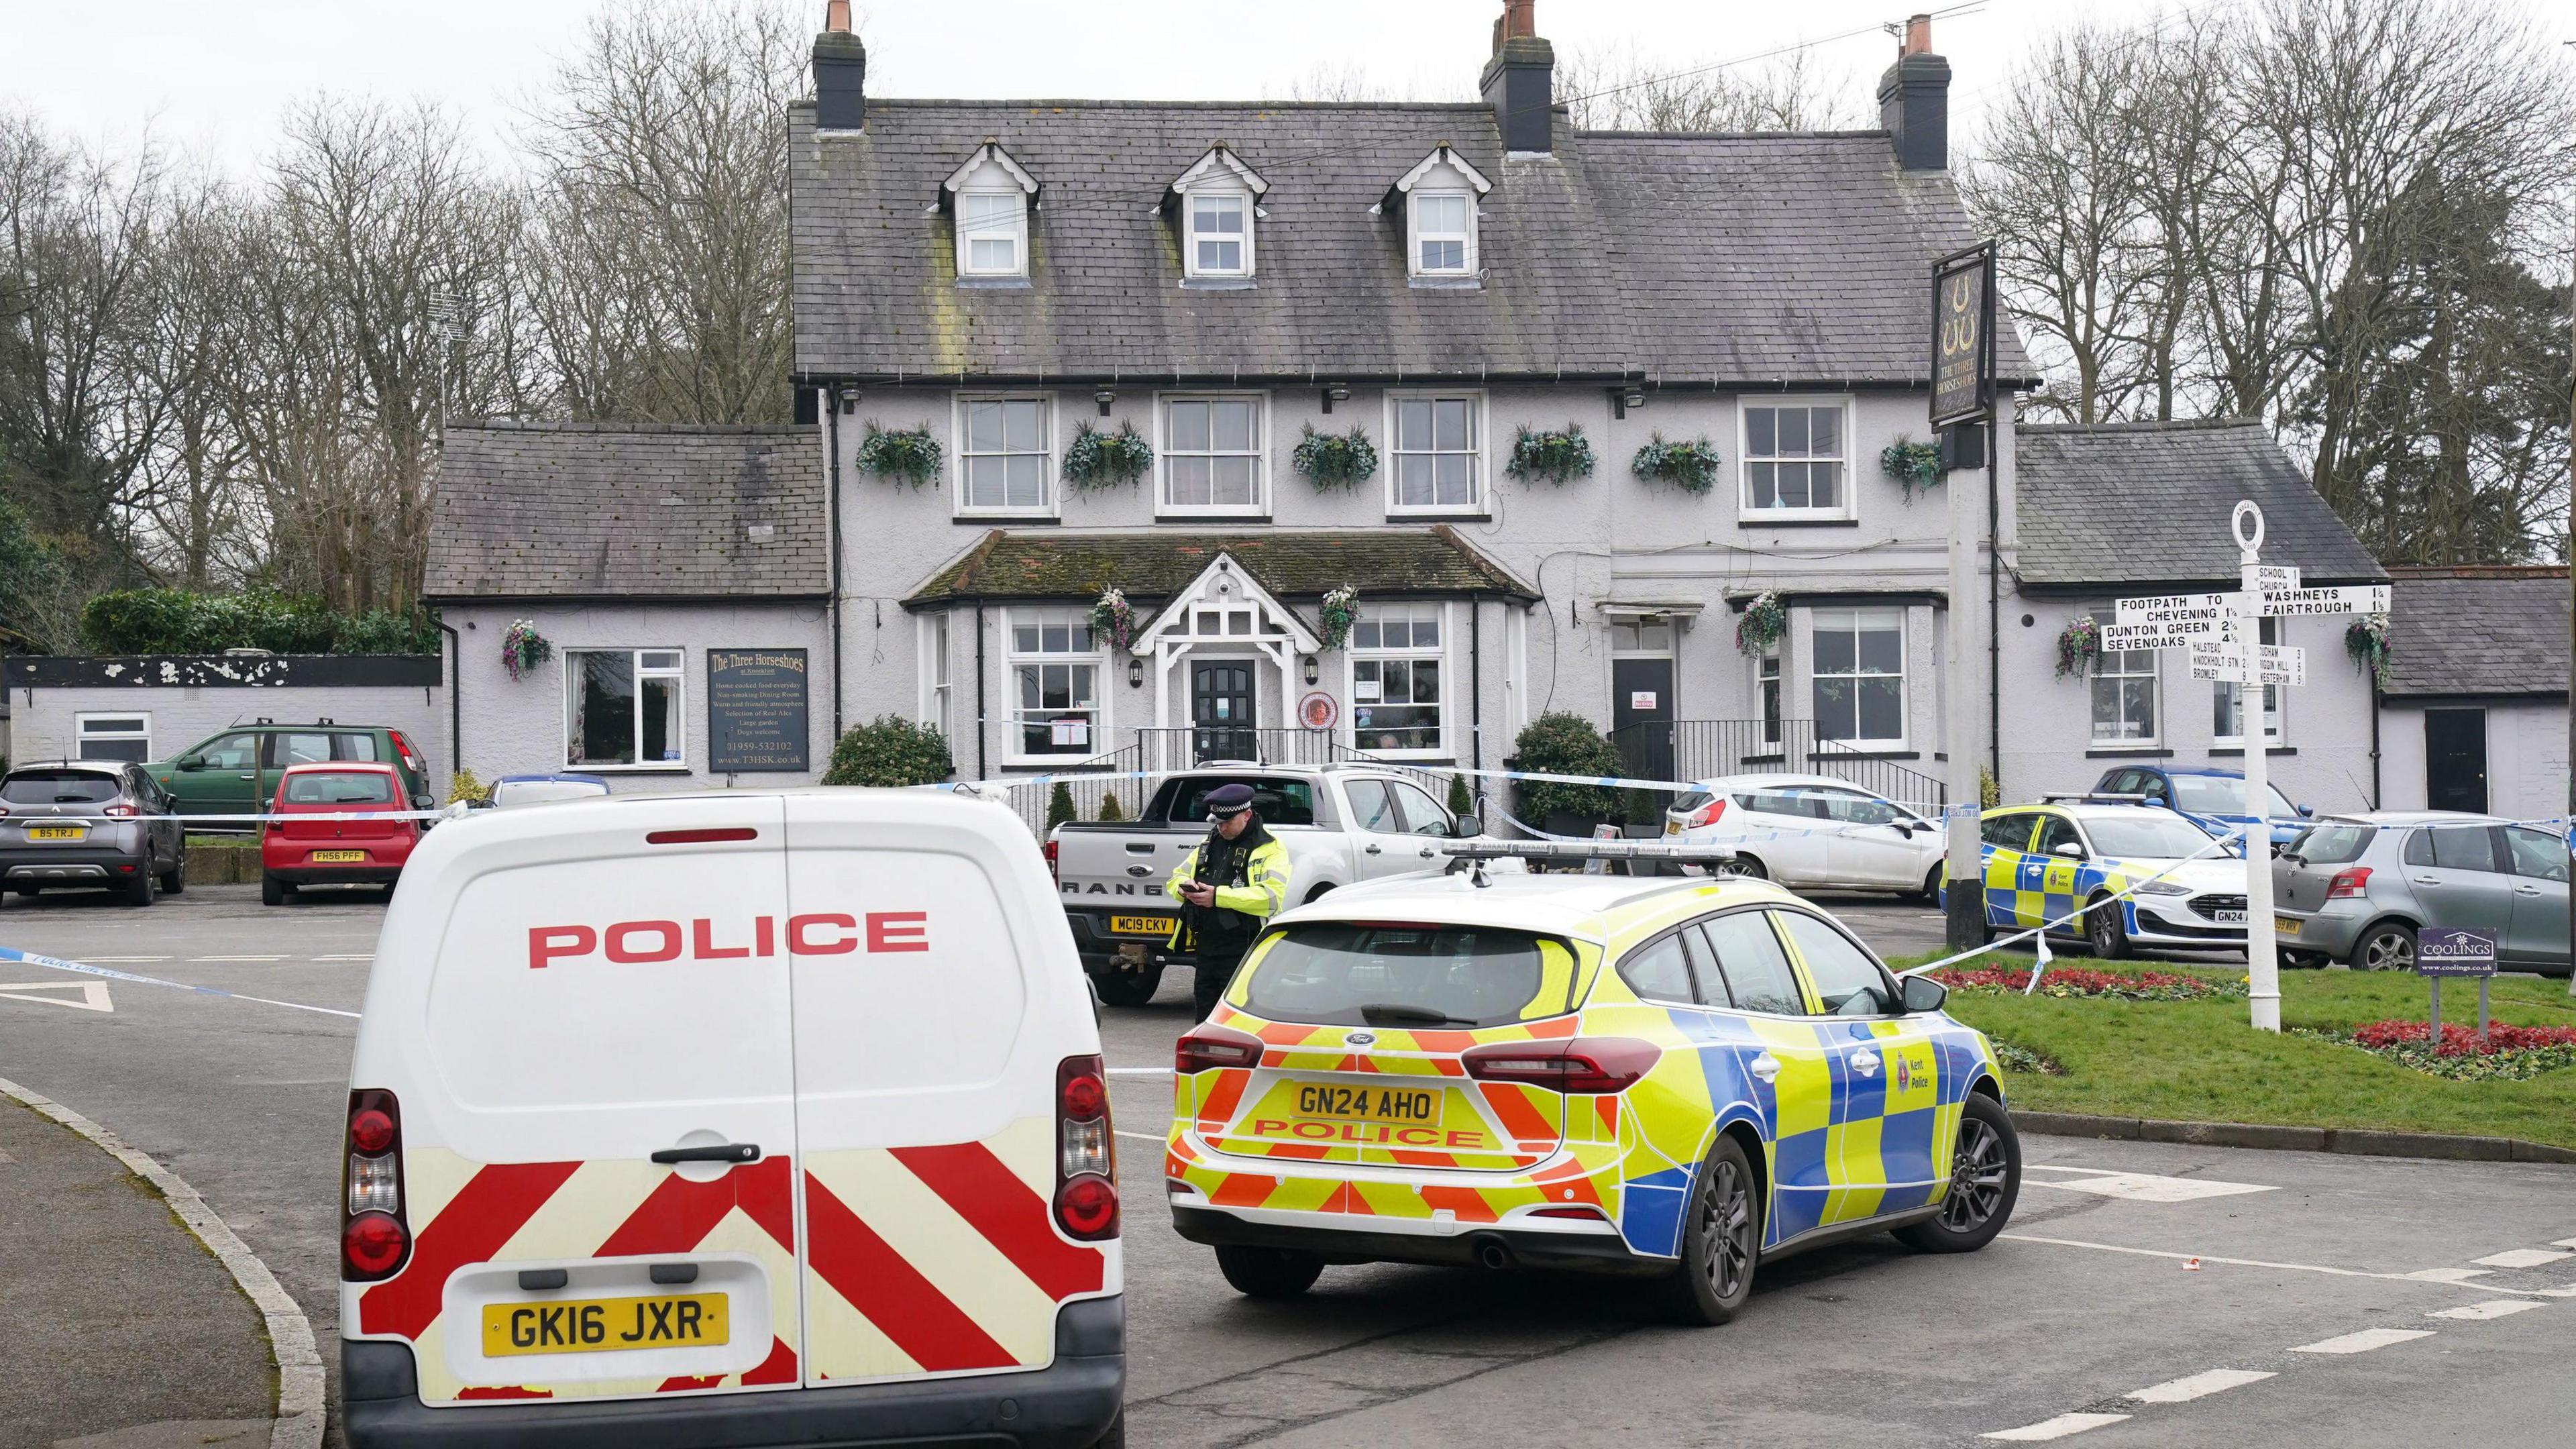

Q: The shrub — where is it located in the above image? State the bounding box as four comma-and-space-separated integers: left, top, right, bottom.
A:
1097, 791, 1126, 822
1446, 771, 1473, 819
1047, 782, 1079, 830
445, 767, 491, 806
1511, 712, 1623, 825
78, 588, 437, 655
822, 714, 955, 787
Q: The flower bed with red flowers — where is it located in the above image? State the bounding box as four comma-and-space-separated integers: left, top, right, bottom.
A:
2305, 1018, 2576, 1081
1927, 964, 2246, 1002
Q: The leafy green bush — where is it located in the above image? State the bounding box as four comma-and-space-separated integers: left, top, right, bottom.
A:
822, 714, 955, 787
1446, 771, 1473, 819
1047, 782, 1079, 830
1097, 791, 1126, 822
78, 589, 438, 655
446, 767, 492, 806
1511, 712, 1623, 825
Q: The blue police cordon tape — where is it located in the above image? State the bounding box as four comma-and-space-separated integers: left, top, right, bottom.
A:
0, 943, 359, 1019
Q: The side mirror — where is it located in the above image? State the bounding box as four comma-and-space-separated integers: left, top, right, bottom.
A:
1452, 814, 1483, 839
2052, 841, 2086, 859
2297, 804, 2314, 818
1900, 974, 1949, 1014
176, 755, 205, 772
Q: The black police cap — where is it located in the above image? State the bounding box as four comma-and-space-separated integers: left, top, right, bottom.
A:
1204, 783, 1256, 815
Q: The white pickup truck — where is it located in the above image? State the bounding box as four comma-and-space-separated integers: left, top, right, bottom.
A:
1046, 763, 1483, 1005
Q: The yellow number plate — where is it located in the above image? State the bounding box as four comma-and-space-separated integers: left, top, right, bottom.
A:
1108, 915, 1173, 936
2275, 916, 2301, 936
480, 1292, 727, 1357
26, 825, 87, 841
309, 849, 367, 863
1293, 1083, 1440, 1127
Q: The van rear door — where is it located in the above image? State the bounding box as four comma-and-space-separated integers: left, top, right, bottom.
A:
784, 792, 1113, 1387
358, 796, 802, 1404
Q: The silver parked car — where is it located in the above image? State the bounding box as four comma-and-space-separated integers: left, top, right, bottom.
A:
2273, 812, 2571, 975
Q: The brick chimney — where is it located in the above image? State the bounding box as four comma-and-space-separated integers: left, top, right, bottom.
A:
1480, 1, 1554, 156
1876, 13, 1950, 171
813, 1, 867, 131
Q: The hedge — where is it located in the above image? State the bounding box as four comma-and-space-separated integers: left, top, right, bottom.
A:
822, 714, 955, 788
79, 589, 439, 656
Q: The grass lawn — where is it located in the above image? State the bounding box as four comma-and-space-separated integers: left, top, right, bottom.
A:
1888, 950, 2576, 1150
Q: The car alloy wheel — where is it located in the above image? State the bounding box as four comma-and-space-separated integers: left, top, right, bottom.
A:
1939, 1115, 2008, 1233
1695, 1156, 1757, 1302
2359, 927, 2415, 971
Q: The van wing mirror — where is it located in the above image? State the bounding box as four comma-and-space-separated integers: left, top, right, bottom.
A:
1452, 814, 1483, 839
1900, 974, 1948, 1014
176, 755, 205, 772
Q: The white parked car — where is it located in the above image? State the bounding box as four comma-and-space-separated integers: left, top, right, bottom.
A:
1664, 773, 1943, 898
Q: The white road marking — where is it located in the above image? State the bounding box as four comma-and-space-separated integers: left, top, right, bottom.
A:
2291, 1328, 2435, 1355
2405, 1267, 2493, 1283
2430, 1299, 2545, 1321
2023, 1171, 2274, 1203
1115, 1131, 1167, 1144
2551, 1238, 2576, 1250
2473, 1248, 2573, 1269
312, 954, 374, 961
0, 980, 112, 1012
2125, 1368, 2275, 1403
2002, 1234, 2554, 1296
1982, 1412, 2133, 1441
1108, 1066, 1173, 1077
193, 955, 285, 962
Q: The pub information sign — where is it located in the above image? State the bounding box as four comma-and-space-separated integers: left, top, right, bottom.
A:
707, 648, 810, 773
1929, 242, 1996, 428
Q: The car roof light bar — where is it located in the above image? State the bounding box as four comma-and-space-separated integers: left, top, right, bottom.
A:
1440, 841, 1749, 863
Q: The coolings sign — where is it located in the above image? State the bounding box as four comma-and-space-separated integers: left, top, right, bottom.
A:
1929, 242, 1996, 427
706, 648, 810, 773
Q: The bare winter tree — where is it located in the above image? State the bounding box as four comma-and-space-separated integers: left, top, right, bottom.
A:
1558, 46, 1863, 133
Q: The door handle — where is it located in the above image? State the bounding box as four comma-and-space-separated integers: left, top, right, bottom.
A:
2411, 876, 2443, 887
1748, 1052, 1781, 1084
651, 1142, 760, 1165
1418, 846, 1437, 857
2515, 885, 2544, 896
1364, 844, 1383, 855
1849, 1049, 1881, 1079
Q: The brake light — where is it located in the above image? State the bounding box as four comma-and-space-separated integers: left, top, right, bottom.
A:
1054, 1054, 1117, 1241
645, 827, 758, 845
341, 1088, 410, 1281
1175, 1023, 1263, 1074
2326, 867, 2372, 900
1686, 798, 1728, 829
101, 803, 138, 818
390, 731, 421, 772
1044, 838, 1059, 884
1462, 1037, 1662, 1094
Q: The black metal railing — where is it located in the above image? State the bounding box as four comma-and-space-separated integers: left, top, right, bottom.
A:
1610, 718, 1949, 812
998, 741, 1142, 837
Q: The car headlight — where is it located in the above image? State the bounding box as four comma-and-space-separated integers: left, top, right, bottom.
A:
2133, 878, 2192, 896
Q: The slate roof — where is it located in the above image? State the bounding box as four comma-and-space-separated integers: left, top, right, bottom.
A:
790, 99, 2035, 386
2379, 567, 2570, 698
426, 423, 826, 599
2014, 419, 2386, 588
905, 527, 1536, 606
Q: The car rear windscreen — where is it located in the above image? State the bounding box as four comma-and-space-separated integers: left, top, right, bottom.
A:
1, 772, 120, 804
284, 772, 396, 805
1670, 791, 1713, 814
1167, 776, 1316, 826
2292, 823, 2373, 865
1241, 923, 1574, 1028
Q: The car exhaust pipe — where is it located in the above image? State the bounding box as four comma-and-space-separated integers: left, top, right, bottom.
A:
1471, 1236, 1513, 1271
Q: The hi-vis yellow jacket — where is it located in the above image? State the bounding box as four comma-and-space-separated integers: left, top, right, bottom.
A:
1165, 833, 1291, 926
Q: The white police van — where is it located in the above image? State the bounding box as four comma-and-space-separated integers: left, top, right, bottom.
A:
338, 789, 1125, 1447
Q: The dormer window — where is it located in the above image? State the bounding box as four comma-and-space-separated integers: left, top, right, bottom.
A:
1169, 144, 1267, 283
941, 141, 1040, 281
1387, 145, 1492, 281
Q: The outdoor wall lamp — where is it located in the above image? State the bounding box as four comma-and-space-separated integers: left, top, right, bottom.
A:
1322, 383, 1350, 415
837, 390, 859, 414
1127, 656, 1145, 688
1301, 655, 1320, 686
1095, 388, 1117, 417
1612, 386, 1646, 419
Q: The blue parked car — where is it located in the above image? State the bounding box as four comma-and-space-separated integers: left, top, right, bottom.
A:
2090, 765, 2312, 849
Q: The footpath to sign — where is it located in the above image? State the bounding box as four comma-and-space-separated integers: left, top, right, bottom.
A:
2419, 926, 2499, 1044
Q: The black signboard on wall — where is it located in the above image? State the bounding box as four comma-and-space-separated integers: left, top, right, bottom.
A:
1930, 241, 1996, 427
708, 648, 810, 773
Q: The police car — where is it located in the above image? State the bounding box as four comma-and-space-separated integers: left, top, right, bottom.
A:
338, 790, 1126, 1447
1165, 859, 2019, 1323
1965, 800, 2250, 957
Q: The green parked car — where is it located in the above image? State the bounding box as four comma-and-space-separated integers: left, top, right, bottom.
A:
148, 723, 434, 831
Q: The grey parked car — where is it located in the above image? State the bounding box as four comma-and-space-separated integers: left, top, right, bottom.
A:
0, 761, 187, 907
2273, 812, 2569, 975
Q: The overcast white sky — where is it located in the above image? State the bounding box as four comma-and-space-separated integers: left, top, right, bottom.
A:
11, 0, 2572, 174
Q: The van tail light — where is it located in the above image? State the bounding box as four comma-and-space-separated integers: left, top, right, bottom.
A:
1686, 798, 1727, 829
390, 731, 422, 773
1463, 1037, 1662, 1095
1053, 1055, 1118, 1241
1043, 839, 1059, 884
1175, 1023, 1264, 1075
101, 803, 138, 818
2326, 867, 2373, 900
341, 1088, 411, 1281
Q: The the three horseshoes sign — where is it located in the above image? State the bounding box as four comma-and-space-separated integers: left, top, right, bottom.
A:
1929, 241, 1997, 428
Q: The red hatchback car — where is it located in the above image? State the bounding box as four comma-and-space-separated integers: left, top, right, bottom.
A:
262, 763, 421, 904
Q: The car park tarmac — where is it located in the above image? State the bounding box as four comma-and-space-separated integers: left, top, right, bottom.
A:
1, 885, 2568, 1447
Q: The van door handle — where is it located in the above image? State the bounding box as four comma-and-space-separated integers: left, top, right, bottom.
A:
651, 1142, 760, 1165
1364, 844, 1383, 855
1125, 843, 1156, 854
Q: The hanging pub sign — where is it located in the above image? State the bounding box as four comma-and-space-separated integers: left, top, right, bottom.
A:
707, 648, 810, 773
1929, 241, 1996, 428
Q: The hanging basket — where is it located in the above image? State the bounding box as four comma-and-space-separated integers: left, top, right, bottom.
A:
855, 423, 941, 488
1632, 433, 1723, 494
1062, 421, 1154, 492
501, 619, 553, 681
1090, 587, 1135, 652
1293, 424, 1378, 491
1879, 437, 1946, 500
2055, 616, 2103, 678
1505, 424, 1595, 485
2345, 614, 2392, 689
1318, 586, 1360, 652
1734, 591, 1786, 657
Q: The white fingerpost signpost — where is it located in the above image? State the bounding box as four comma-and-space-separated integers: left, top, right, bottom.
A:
2110, 500, 2393, 1032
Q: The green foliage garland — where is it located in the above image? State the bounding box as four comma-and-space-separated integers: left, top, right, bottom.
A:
1062, 421, 1154, 491
823, 714, 955, 786
1734, 591, 1786, 657
855, 423, 941, 487
1292, 424, 1377, 490
1505, 423, 1595, 484
1879, 436, 1946, 500
1631, 433, 1723, 494
1511, 711, 1624, 824
78, 588, 439, 655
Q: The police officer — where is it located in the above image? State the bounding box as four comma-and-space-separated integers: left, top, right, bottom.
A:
1166, 782, 1291, 1019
